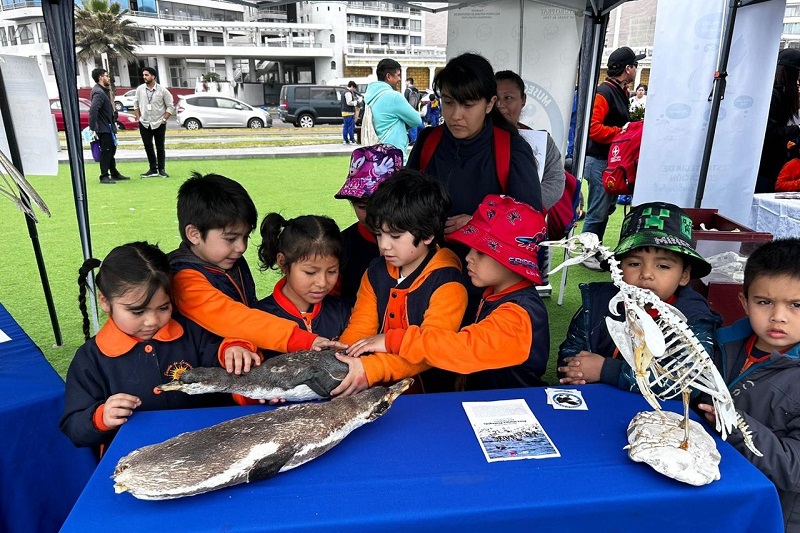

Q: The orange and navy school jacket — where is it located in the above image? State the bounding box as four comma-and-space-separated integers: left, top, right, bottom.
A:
340, 246, 468, 384
168, 243, 317, 353
377, 280, 550, 389
59, 313, 249, 452
255, 276, 351, 358
334, 221, 380, 308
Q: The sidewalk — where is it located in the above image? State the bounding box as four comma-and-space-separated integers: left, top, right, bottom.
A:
57, 143, 359, 163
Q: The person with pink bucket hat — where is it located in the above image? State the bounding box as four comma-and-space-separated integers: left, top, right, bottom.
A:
333, 144, 404, 307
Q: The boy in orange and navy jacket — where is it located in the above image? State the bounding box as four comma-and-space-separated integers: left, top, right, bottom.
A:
168, 172, 339, 355
336, 170, 468, 393
334, 194, 550, 395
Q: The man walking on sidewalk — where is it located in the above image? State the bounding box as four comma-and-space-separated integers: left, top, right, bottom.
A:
134, 67, 174, 178
89, 68, 130, 184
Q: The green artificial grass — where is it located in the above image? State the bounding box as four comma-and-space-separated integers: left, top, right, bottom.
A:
0, 157, 624, 384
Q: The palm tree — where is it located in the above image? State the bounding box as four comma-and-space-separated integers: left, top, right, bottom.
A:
75, 0, 138, 66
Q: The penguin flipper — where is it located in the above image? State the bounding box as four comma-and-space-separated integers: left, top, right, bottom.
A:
247, 445, 297, 482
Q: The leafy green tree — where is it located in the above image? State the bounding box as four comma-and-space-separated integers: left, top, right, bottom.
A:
75, 0, 138, 66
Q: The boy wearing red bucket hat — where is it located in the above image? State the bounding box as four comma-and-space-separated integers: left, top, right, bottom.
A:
333, 144, 404, 307
334, 194, 550, 394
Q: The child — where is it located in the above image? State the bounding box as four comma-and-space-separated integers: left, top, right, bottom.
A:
426, 93, 441, 127
337, 169, 468, 392
558, 202, 722, 389
168, 172, 339, 353
333, 144, 403, 307
255, 213, 351, 350
698, 238, 800, 530
334, 195, 550, 396
60, 242, 260, 453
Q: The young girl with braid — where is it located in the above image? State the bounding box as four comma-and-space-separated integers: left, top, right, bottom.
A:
60, 241, 260, 455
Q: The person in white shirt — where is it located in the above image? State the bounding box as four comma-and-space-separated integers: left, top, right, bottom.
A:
134, 67, 175, 178
629, 83, 647, 112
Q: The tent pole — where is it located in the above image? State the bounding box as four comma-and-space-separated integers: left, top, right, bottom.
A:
573, 12, 607, 187
0, 67, 63, 346
41, 0, 99, 334
694, 0, 739, 208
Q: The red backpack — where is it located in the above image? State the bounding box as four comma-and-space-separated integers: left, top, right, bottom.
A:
602, 120, 644, 195
418, 126, 579, 240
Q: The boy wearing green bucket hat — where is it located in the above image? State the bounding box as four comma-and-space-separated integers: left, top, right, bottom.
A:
557, 201, 723, 389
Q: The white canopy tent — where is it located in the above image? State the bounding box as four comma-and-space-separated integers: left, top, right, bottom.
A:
35, 0, 778, 333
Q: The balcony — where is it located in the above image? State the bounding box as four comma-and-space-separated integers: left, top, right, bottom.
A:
0, 0, 41, 9
346, 43, 446, 58
347, 2, 410, 14
347, 21, 379, 28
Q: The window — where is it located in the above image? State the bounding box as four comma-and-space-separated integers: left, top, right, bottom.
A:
44, 55, 54, 75
37, 22, 48, 43
190, 97, 218, 107
410, 20, 421, 32
410, 36, 421, 46
295, 86, 310, 100
311, 88, 336, 101
330, 34, 335, 43
16, 24, 34, 45
216, 98, 242, 109
331, 61, 336, 69
0, 28, 7, 47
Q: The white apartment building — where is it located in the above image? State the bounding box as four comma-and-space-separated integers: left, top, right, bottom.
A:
0, 0, 445, 97
783, 0, 800, 49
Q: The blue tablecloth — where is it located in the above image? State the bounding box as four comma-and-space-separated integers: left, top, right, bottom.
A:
61, 384, 782, 532
0, 304, 96, 533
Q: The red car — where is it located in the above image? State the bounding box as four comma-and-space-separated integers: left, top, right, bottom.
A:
50, 98, 139, 132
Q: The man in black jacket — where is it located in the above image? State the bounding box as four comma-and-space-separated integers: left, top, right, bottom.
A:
582, 46, 643, 269
89, 68, 129, 184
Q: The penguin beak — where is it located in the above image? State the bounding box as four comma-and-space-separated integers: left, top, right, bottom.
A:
387, 378, 413, 398
368, 378, 413, 420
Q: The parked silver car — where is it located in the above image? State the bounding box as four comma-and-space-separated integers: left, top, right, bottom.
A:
176, 95, 273, 129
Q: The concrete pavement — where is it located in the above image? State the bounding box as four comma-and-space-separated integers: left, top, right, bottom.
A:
57, 142, 360, 163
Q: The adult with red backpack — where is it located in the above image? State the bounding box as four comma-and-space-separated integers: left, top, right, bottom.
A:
582, 46, 644, 269
407, 52, 544, 330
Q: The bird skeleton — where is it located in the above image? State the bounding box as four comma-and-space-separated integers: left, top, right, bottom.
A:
543, 233, 761, 462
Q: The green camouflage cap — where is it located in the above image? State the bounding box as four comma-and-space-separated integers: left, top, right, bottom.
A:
614, 202, 711, 279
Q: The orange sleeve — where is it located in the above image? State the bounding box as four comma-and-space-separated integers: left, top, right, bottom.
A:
588, 93, 621, 145
339, 271, 380, 345
389, 302, 531, 374
776, 159, 800, 192
92, 405, 112, 432
172, 269, 316, 352
360, 280, 468, 385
